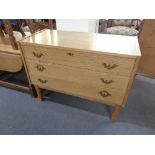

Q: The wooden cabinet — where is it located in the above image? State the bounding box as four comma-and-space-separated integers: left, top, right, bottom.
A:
19, 29, 141, 121
138, 19, 155, 78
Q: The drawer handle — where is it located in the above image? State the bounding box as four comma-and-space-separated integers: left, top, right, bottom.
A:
99, 90, 111, 97
100, 78, 113, 84
33, 52, 43, 58
67, 52, 74, 56
38, 78, 48, 83
36, 64, 46, 72
102, 63, 118, 70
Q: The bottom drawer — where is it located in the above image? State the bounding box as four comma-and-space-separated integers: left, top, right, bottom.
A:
31, 75, 126, 105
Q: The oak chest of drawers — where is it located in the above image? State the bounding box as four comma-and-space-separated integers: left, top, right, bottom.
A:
19, 29, 141, 121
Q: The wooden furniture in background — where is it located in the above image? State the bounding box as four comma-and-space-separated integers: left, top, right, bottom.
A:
19, 29, 141, 122
0, 20, 24, 71
99, 19, 141, 36
25, 19, 56, 34
2, 20, 19, 50
138, 19, 155, 78
0, 24, 4, 37
14, 20, 26, 37
0, 19, 34, 95
107, 19, 135, 28
1, 20, 26, 38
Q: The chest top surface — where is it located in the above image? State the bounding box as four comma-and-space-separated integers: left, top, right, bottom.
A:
20, 29, 141, 57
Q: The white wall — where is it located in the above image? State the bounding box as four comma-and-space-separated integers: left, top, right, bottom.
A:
56, 19, 99, 33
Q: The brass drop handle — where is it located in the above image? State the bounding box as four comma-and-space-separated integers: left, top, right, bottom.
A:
38, 78, 48, 84
100, 78, 113, 84
32, 52, 43, 58
99, 90, 111, 97
36, 64, 46, 72
102, 63, 118, 70
67, 52, 74, 56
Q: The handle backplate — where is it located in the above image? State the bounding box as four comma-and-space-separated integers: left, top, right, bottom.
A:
102, 63, 118, 70
38, 78, 48, 84
36, 64, 46, 72
99, 90, 111, 97
100, 78, 113, 84
33, 52, 43, 58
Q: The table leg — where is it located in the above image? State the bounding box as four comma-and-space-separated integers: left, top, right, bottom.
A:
111, 105, 121, 122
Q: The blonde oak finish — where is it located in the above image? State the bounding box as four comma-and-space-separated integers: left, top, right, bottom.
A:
19, 29, 141, 121
30, 74, 125, 105
26, 62, 130, 91
0, 32, 22, 72
111, 105, 121, 122
0, 21, 34, 96
21, 29, 141, 57
0, 51, 22, 72
0, 31, 29, 72
21, 45, 135, 76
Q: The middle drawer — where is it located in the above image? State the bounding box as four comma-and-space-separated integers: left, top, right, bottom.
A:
27, 61, 129, 92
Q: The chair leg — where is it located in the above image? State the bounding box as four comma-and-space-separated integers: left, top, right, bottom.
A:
0, 25, 4, 37
16, 19, 26, 37
111, 105, 121, 122
3, 19, 18, 50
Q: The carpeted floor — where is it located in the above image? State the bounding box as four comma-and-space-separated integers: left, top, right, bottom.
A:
0, 75, 155, 134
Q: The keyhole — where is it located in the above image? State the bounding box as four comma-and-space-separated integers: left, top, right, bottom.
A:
67, 52, 74, 56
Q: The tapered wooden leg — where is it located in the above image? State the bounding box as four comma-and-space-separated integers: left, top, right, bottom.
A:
34, 85, 43, 101
29, 85, 36, 98
111, 105, 121, 122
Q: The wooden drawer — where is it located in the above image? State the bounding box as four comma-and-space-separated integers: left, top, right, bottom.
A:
22, 45, 135, 76
27, 61, 129, 91
30, 74, 126, 105
0, 52, 23, 72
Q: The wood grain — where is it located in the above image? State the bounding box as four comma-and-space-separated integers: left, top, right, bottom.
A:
0, 51, 22, 72
22, 45, 135, 76
20, 29, 141, 58
122, 56, 141, 106
30, 74, 125, 105
138, 47, 155, 78
111, 105, 121, 122
19, 29, 141, 121
26, 61, 130, 91
138, 19, 155, 78
138, 19, 155, 47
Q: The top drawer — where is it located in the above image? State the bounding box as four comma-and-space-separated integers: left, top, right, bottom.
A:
21, 45, 135, 77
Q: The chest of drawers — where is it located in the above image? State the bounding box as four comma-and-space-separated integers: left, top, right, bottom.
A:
19, 29, 141, 122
